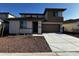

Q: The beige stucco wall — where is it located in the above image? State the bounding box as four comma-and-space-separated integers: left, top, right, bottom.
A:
76, 21, 79, 29
38, 21, 42, 34
9, 20, 20, 34
63, 22, 79, 32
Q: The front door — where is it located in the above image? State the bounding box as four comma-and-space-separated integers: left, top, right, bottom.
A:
33, 22, 38, 33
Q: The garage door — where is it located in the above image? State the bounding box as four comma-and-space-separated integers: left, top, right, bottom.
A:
42, 24, 60, 33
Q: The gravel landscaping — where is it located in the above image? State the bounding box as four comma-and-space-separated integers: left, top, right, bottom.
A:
0, 35, 51, 52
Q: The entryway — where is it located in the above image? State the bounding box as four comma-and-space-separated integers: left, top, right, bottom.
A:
33, 22, 38, 33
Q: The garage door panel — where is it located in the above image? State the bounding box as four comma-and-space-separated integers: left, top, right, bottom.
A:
42, 24, 60, 33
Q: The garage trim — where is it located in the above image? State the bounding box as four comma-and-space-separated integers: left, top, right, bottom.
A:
42, 22, 62, 24
42, 22, 63, 33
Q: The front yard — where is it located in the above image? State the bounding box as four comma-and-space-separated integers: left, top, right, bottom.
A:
0, 33, 79, 55
0, 35, 51, 52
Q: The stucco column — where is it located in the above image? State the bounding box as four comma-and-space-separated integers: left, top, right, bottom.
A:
60, 24, 63, 33
38, 21, 42, 34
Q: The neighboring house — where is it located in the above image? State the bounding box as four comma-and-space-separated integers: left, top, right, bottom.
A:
0, 12, 15, 35
0, 12, 15, 19
6, 8, 66, 34
0, 19, 3, 34
63, 19, 79, 33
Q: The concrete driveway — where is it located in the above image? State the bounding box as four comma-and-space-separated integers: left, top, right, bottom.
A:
43, 33, 79, 56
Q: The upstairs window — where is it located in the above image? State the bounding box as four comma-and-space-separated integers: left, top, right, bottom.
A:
20, 20, 27, 29
58, 11, 62, 17
53, 12, 58, 16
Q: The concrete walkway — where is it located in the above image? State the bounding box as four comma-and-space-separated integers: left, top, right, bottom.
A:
43, 33, 79, 56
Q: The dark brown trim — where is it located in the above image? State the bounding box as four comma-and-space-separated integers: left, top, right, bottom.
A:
20, 13, 44, 15
7, 17, 45, 21
0, 12, 9, 14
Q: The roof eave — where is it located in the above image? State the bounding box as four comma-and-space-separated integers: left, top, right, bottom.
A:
7, 17, 45, 21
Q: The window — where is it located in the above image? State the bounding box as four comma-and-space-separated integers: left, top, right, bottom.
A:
20, 20, 27, 29
58, 11, 62, 17
53, 12, 58, 16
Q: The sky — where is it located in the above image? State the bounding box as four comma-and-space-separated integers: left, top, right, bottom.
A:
0, 3, 79, 20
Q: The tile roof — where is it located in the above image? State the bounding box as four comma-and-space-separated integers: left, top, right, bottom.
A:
63, 19, 79, 24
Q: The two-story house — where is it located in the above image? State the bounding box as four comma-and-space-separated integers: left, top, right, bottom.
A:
6, 8, 66, 34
